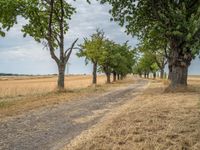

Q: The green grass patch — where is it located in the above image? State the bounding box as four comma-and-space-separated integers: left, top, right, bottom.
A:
0, 101, 13, 109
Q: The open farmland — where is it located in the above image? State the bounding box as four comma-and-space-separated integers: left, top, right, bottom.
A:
0, 75, 118, 118
0, 75, 107, 98
0, 0, 200, 149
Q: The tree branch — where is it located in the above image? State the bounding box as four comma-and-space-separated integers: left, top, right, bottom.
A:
47, 0, 59, 64
64, 38, 79, 63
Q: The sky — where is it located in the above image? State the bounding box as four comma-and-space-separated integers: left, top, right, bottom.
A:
0, 0, 199, 75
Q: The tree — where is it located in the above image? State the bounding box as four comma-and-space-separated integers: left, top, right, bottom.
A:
138, 44, 167, 79
100, 0, 200, 89
98, 40, 135, 83
22, 0, 77, 90
0, 0, 23, 36
98, 39, 115, 83
112, 42, 136, 80
77, 29, 105, 85
133, 53, 158, 78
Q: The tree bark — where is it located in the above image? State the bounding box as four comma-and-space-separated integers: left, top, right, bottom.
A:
168, 60, 172, 80
106, 72, 111, 83
168, 41, 192, 89
58, 63, 66, 90
160, 68, 164, 79
92, 62, 97, 84
170, 65, 188, 88
113, 71, 117, 82
153, 72, 156, 79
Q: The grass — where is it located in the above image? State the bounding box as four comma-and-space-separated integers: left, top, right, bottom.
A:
65, 77, 200, 150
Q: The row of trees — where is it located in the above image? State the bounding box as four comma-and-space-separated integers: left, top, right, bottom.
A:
77, 29, 136, 85
133, 42, 167, 79
100, 0, 200, 90
0, 0, 135, 90
1, 0, 199, 90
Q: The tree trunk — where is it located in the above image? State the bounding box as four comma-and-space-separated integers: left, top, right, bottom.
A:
106, 72, 111, 83
160, 68, 164, 79
170, 64, 188, 88
168, 41, 192, 89
147, 73, 149, 79
113, 72, 117, 82
139, 73, 142, 78
120, 74, 123, 80
168, 62, 172, 80
117, 74, 120, 80
153, 72, 156, 79
58, 63, 66, 90
92, 62, 97, 84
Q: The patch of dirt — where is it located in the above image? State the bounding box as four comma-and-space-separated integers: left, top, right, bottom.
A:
65, 80, 200, 150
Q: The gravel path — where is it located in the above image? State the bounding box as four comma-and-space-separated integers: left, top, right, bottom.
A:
0, 79, 147, 150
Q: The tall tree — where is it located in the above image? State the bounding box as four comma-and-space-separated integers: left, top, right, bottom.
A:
77, 29, 105, 85
98, 39, 116, 83
22, 0, 77, 90
100, 0, 200, 89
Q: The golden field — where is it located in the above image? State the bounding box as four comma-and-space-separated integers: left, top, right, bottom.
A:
0, 75, 107, 98
0, 75, 131, 118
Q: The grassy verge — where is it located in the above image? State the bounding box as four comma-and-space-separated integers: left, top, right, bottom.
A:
0, 78, 134, 119
65, 79, 200, 150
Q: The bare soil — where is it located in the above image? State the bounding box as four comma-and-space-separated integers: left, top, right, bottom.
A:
0, 78, 147, 150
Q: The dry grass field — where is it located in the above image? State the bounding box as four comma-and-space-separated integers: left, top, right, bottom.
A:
1, 75, 199, 149
0, 75, 132, 118
0, 75, 107, 98
65, 76, 200, 150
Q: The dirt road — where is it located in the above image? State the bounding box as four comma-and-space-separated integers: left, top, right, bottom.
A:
0, 79, 148, 150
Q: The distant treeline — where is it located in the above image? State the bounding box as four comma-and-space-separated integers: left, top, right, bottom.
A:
0, 73, 57, 76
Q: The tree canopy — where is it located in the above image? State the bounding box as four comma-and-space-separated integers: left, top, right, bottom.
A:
100, 0, 200, 89
0, 0, 24, 37
78, 29, 136, 84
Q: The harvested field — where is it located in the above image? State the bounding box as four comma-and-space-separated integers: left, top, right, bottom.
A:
0, 75, 132, 118
65, 77, 200, 150
0, 75, 107, 98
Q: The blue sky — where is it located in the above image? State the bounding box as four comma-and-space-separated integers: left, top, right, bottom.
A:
0, 1, 199, 75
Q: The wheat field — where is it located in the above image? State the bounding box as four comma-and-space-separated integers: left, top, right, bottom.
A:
0, 75, 107, 98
